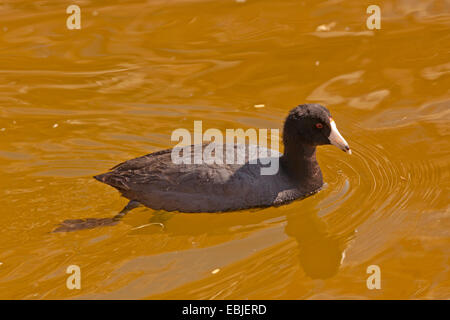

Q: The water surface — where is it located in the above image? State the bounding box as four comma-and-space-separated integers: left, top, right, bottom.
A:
0, 0, 448, 299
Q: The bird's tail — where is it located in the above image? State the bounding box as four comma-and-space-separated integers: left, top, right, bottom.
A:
93, 172, 130, 191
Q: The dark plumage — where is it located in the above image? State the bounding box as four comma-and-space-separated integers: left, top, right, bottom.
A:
94, 104, 351, 213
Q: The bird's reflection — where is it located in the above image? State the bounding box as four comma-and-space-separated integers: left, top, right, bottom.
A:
284, 210, 344, 279
53, 202, 347, 281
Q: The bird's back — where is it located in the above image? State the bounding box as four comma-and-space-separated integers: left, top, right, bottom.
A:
94, 144, 310, 212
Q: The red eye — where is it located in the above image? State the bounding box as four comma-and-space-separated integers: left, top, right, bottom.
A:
315, 123, 323, 129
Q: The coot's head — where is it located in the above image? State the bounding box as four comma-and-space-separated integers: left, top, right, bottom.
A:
283, 104, 351, 154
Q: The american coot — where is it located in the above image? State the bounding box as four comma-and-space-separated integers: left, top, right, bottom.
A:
94, 104, 351, 214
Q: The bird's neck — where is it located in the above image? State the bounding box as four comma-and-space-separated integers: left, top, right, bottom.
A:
281, 143, 323, 191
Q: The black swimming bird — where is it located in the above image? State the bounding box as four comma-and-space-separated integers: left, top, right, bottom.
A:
94, 104, 351, 214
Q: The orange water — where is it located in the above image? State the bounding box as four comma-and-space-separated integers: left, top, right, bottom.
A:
0, 0, 449, 299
